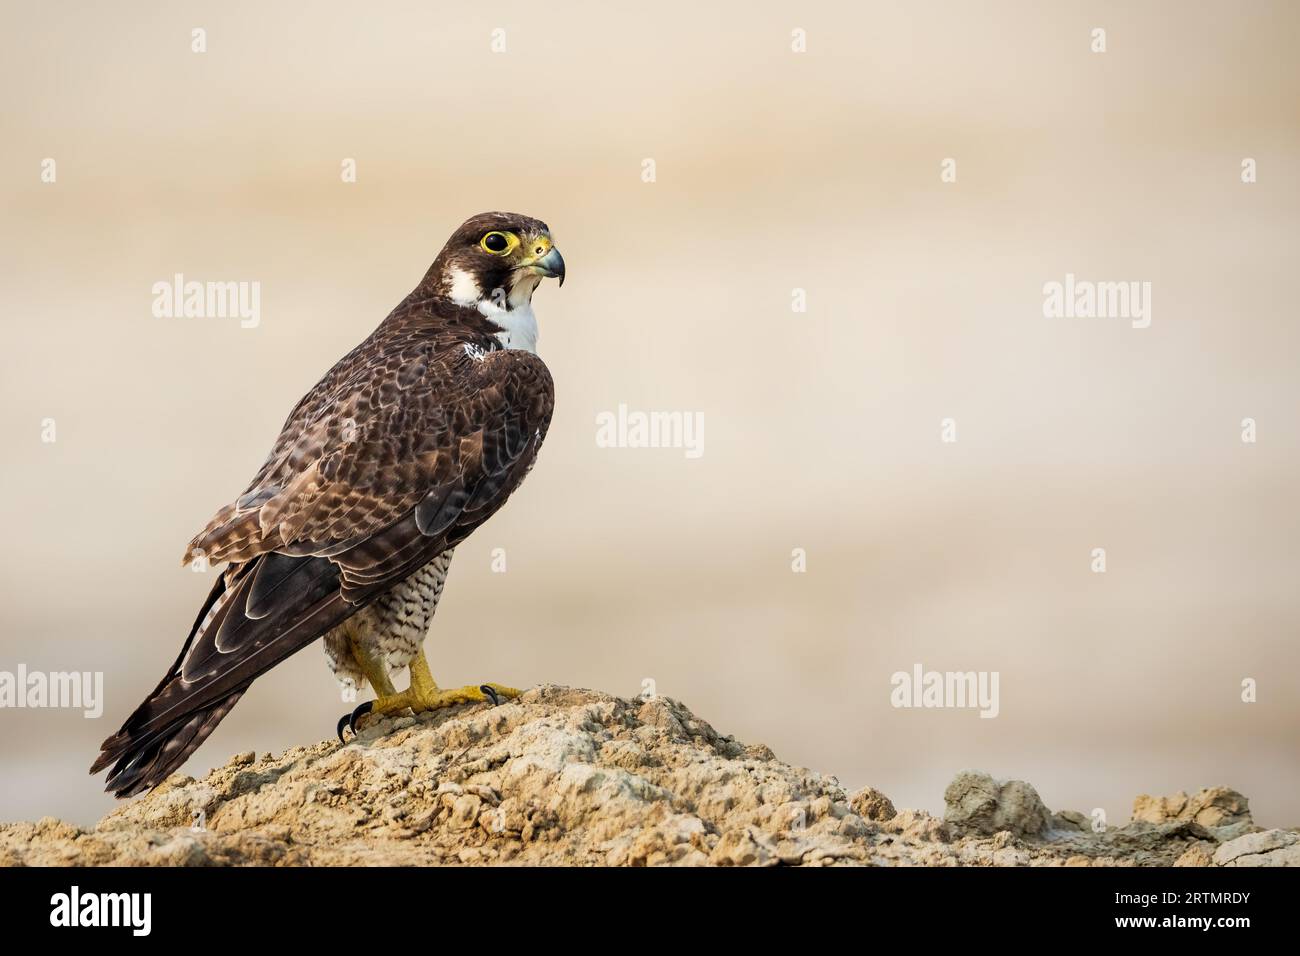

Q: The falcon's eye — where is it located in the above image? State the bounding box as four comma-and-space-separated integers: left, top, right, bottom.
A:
480, 231, 516, 255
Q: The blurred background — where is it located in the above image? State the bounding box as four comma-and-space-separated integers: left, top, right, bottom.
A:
1, 0, 1297, 828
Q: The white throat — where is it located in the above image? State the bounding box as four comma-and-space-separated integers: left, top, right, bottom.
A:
484, 302, 538, 353
446, 267, 540, 354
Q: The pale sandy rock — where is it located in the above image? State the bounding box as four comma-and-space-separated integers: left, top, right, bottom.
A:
1174, 844, 1216, 867
709, 826, 777, 866
1133, 787, 1252, 828
1133, 791, 1188, 824
1213, 829, 1300, 867
884, 808, 950, 843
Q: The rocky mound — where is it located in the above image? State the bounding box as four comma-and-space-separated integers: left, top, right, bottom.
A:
2, 686, 1295, 866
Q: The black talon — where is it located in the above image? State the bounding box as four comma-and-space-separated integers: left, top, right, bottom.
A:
337, 700, 373, 742
480, 685, 500, 706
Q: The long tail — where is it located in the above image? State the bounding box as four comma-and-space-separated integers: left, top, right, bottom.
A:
91, 553, 350, 797
90, 689, 249, 798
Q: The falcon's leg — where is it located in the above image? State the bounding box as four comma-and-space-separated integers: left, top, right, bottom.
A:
337, 647, 520, 741
350, 633, 397, 697
333, 633, 400, 741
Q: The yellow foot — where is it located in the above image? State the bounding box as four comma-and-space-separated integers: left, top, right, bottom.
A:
411, 682, 521, 710
336, 649, 520, 741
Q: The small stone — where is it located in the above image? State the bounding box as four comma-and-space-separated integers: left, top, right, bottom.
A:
1052, 810, 1090, 832
849, 787, 897, 822
944, 770, 1051, 838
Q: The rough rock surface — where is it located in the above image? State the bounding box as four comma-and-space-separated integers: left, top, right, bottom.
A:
1, 686, 1294, 866
944, 770, 1052, 837
1212, 829, 1300, 867
1133, 787, 1252, 830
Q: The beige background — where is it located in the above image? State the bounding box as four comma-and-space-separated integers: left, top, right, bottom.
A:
1, 1, 1297, 828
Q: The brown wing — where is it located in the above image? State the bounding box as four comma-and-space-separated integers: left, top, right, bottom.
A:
186, 323, 539, 566
92, 323, 553, 796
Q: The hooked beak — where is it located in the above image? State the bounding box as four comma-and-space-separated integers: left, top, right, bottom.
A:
533, 245, 565, 287
522, 237, 565, 287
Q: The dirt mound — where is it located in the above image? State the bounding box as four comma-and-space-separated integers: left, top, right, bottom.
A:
2, 686, 1292, 866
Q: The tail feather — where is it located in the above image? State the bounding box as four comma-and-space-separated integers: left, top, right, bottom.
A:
93, 690, 246, 797
91, 552, 353, 797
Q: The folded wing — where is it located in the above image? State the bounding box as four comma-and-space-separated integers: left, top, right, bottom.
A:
92, 334, 553, 796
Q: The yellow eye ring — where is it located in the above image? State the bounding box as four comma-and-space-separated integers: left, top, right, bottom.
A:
480, 231, 519, 255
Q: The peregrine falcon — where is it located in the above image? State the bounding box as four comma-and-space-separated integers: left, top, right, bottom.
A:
91, 212, 564, 798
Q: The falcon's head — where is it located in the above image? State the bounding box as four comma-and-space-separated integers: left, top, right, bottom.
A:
428, 211, 565, 313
